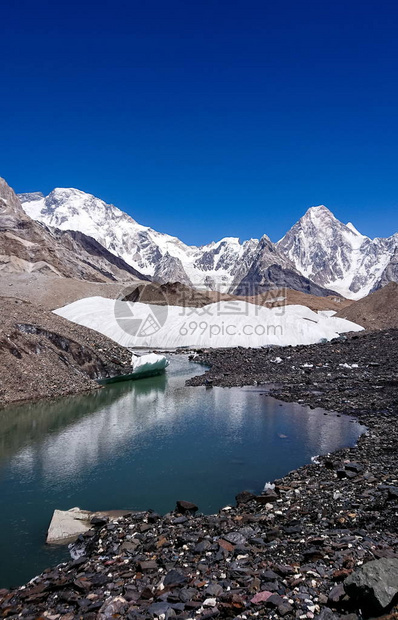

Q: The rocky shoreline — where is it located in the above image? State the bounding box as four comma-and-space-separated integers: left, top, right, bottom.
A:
2, 330, 398, 619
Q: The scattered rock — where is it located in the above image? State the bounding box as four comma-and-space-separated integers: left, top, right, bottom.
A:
251, 591, 273, 604
328, 584, 346, 606
176, 500, 198, 515
163, 570, 187, 588
98, 595, 128, 618
235, 490, 256, 505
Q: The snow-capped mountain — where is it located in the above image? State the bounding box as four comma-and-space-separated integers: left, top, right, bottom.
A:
19, 189, 398, 299
20, 188, 326, 296
277, 205, 398, 299
19, 189, 252, 290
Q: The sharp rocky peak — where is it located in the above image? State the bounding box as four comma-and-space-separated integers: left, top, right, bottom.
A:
300, 205, 340, 226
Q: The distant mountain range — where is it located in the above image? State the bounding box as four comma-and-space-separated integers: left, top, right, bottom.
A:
18, 187, 398, 299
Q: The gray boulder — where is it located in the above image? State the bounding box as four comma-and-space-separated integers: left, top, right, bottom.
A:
344, 558, 398, 615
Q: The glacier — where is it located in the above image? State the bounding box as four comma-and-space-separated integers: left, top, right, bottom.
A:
54, 297, 363, 349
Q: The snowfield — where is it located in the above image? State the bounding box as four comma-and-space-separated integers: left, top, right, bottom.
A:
54, 297, 363, 349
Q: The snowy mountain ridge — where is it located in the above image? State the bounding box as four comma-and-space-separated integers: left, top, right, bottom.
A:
19, 188, 290, 293
19, 189, 398, 299
19, 189, 252, 288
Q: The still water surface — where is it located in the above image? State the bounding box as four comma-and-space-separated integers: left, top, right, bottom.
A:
0, 356, 365, 587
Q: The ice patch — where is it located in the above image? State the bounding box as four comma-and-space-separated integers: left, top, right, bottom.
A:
263, 482, 275, 491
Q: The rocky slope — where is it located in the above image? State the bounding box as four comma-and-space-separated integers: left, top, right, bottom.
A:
3, 330, 398, 619
246, 289, 352, 313
0, 296, 134, 406
118, 281, 352, 312
336, 281, 398, 330
0, 273, 133, 310
0, 178, 147, 284
19, 188, 340, 297
20, 188, 398, 299
0, 274, 351, 316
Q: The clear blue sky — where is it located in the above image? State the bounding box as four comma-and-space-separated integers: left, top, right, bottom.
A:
1, 0, 398, 244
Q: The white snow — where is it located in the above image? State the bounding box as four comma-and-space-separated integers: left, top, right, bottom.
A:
346, 222, 362, 236
54, 297, 364, 349
131, 353, 169, 375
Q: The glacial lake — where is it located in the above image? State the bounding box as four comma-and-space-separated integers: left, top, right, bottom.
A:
0, 355, 365, 588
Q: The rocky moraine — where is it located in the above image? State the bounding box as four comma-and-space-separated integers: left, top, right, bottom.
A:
2, 330, 398, 619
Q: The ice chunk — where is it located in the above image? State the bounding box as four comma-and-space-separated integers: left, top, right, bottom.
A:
131, 353, 169, 376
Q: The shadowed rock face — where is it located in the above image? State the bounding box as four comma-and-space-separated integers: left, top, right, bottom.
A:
230, 234, 334, 296
233, 263, 338, 297
372, 246, 398, 292
14, 323, 111, 379
0, 177, 147, 283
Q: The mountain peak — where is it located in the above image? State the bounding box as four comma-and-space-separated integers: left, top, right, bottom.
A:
49, 187, 96, 203
51, 187, 85, 195
307, 204, 328, 211
303, 205, 336, 223
346, 221, 363, 236
218, 236, 241, 245
0, 177, 31, 224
